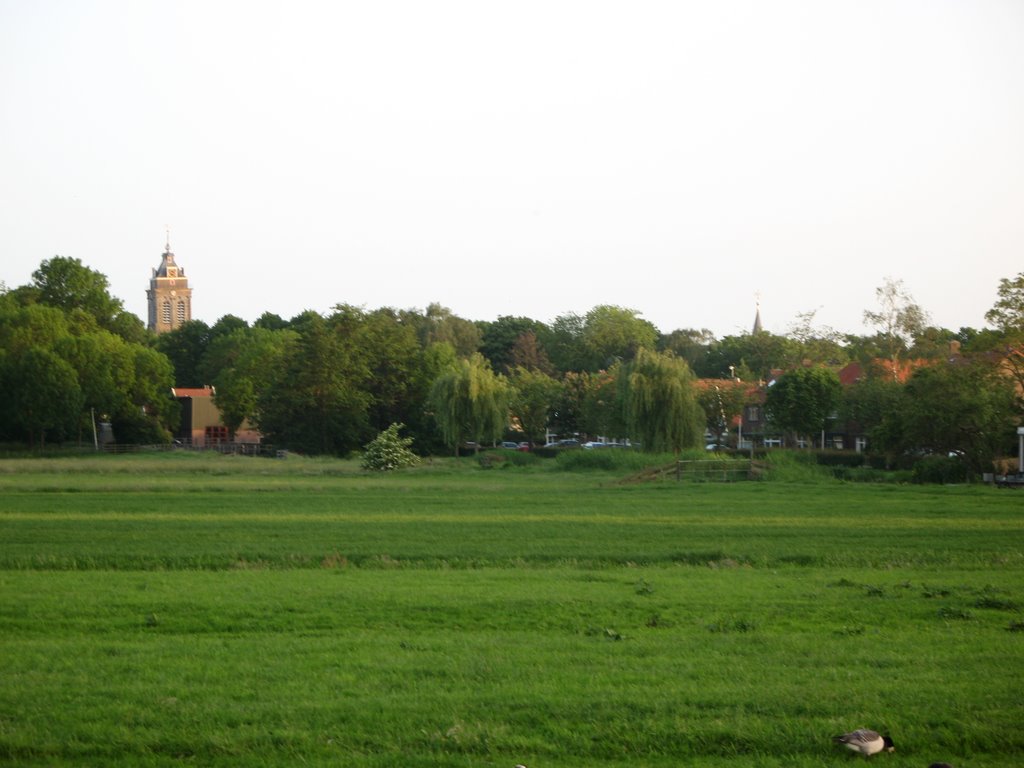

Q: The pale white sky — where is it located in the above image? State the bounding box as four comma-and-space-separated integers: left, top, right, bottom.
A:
2, 1, 1022, 338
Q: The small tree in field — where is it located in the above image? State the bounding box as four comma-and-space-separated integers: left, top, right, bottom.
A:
361, 423, 419, 471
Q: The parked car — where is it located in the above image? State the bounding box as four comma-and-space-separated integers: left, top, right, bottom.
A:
517, 442, 531, 451
500, 441, 519, 449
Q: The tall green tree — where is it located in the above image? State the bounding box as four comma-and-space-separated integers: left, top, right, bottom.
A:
540, 312, 587, 373
355, 307, 432, 436
764, 367, 841, 447
254, 312, 289, 331
209, 314, 249, 341
985, 271, 1024, 334
122, 345, 178, 441
210, 327, 297, 440
417, 303, 482, 358
548, 370, 588, 439
257, 313, 371, 455
2, 347, 82, 448
0, 295, 176, 445
702, 332, 798, 382
696, 380, 748, 444
908, 326, 962, 360
898, 359, 1018, 474
153, 320, 211, 387
618, 348, 703, 454
478, 316, 546, 374
580, 367, 624, 440
54, 330, 137, 430
509, 367, 562, 445
984, 272, 1024, 401
429, 353, 510, 455
839, 375, 905, 461
0, 302, 71, 357
659, 327, 714, 373
31, 256, 143, 341
508, 330, 554, 375
582, 305, 658, 370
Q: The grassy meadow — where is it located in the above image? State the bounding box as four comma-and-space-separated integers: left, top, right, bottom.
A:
0, 451, 1022, 767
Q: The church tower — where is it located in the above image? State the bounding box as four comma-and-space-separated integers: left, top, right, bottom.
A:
147, 233, 192, 333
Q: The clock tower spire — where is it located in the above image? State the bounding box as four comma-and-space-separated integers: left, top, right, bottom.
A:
146, 232, 193, 333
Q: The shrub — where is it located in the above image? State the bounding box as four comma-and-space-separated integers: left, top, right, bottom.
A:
555, 448, 661, 473
477, 451, 505, 469
500, 450, 539, 467
814, 451, 866, 468
360, 424, 419, 471
530, 446, 560, 459
478, 449, 540, 469
912, 455, 970, 484
762, 451, 832, 482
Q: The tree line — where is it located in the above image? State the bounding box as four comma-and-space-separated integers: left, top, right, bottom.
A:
1, 257, 1022, 471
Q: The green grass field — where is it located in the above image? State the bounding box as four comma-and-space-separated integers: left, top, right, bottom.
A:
1, 452, 1022, 767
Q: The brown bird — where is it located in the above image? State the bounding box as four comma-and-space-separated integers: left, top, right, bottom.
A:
832, 728, 896, 756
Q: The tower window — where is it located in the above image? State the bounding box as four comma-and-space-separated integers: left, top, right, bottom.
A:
162, 301, 171, 325
176, 302, 186, 323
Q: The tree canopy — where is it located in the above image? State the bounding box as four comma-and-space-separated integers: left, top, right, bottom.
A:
618, 348, 704, 454
764, 367, 842, 446
863, 278, 929, 378
2, 256, 1021, 468
985, 271, 1024, 334
429, 353, 510, 455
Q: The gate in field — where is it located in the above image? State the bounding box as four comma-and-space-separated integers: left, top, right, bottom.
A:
622, 459, 762, 484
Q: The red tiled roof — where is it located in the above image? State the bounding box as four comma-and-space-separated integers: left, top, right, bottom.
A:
171, 386, 214, 398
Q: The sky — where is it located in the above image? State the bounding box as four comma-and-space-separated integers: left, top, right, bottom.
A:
1, 1, 1022, 339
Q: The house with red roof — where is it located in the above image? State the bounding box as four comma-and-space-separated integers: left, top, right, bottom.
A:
170, 386, 261, 447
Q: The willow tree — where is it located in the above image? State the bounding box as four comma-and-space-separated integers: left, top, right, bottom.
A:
618, 348, 704, 454
430, 353, 511, 456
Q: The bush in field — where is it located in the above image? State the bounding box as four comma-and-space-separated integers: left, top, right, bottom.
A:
912, 454, 970, 484
361, 423, 419, 471
814, 450, 866, 468
478, 449, 540, 469
762, 451, 833, 482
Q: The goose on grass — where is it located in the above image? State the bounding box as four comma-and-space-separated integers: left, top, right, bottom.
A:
832, 728, 895, 756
